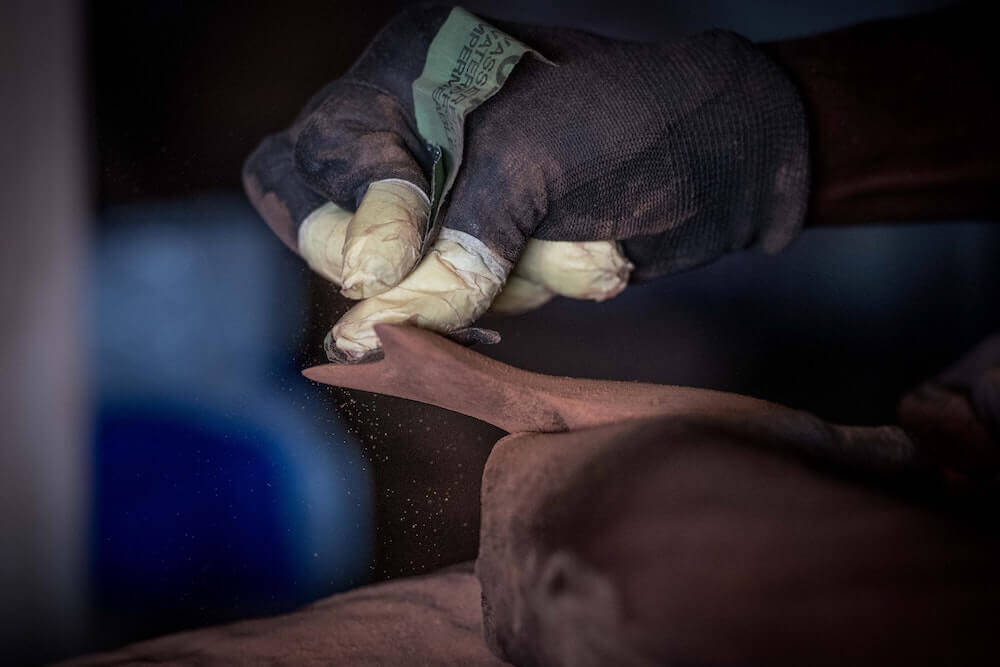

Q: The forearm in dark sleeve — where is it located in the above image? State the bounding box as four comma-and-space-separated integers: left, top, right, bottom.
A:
762, 2, 1000, 227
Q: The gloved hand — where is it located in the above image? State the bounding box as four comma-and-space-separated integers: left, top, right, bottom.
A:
243, 5, 809, 361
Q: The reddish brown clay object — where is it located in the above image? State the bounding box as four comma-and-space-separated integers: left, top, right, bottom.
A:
478, 418, 1000, 667
303, 324, 919, 475
67, 326, 999, 666
58, 564, 508, 667
306, 325, 1000, 666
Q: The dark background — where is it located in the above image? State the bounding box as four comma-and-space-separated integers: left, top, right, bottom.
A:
3, 0, 998, 663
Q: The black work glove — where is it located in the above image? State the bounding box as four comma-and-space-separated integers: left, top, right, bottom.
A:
243, 5, 809, 361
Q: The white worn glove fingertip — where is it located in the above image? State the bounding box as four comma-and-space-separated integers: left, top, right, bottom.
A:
490, 275, 555, 315
516, 239, 632, 301
298, 202, 353, 285
328, 228, 509, 361
340, 179, 430, 298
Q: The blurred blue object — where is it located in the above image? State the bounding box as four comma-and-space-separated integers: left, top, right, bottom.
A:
93, 196, 371, 638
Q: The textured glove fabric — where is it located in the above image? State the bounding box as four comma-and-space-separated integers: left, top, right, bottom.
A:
287, 4, 810, 280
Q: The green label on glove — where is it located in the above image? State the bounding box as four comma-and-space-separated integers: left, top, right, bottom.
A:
412, 7, 539, 246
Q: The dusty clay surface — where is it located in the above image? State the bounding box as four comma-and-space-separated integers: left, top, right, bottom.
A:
479, 417, 1000, 666
68, 326, 999, 666
58, 564, 508, 667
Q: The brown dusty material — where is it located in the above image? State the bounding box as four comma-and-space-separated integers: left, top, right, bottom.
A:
57, 564, 509, 667
303, 325, 1000, 665
305, 323, 788, 433
478, 418, 1000, 667
304, 324, 920, 475
68, 329, 1000, 666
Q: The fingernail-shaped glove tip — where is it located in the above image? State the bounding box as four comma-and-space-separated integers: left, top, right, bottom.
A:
340, 179, 430, 297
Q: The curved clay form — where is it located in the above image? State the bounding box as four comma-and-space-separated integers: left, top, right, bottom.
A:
304, 324, 920, 475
